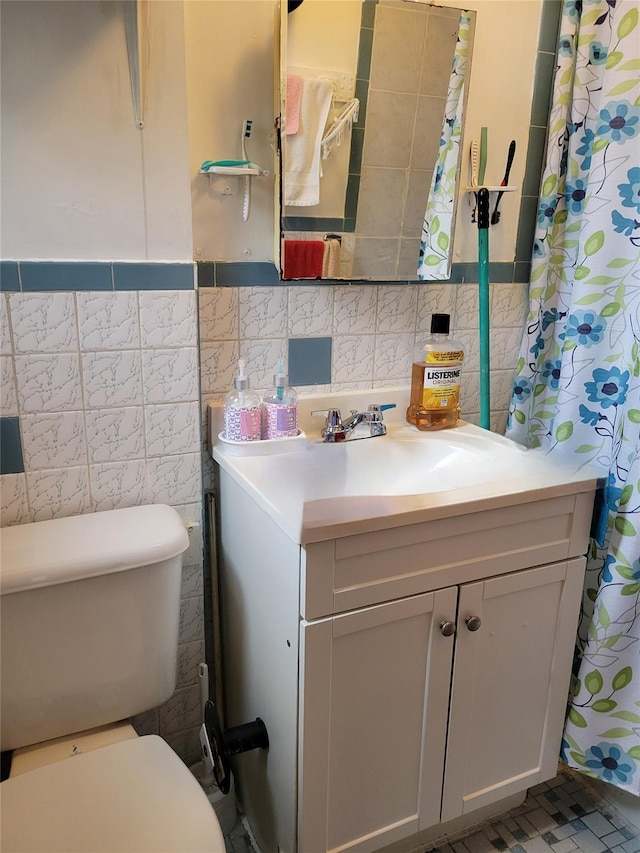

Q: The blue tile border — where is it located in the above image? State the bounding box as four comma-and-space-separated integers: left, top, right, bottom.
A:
195, 261, 277, 287
196, 261, 520, 287
0, 261, 20, 292
214, 262, 280, 286
0, 261, 195, 292
0, 417, 24, 475
113, 263, 194, 290
21, 262, 112, 292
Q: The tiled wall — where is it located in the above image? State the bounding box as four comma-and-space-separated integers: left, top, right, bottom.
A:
351, 2, 459, 279
0, 267, 205, 767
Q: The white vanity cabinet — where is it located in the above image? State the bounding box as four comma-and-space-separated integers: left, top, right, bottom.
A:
215, 463, 594, 853
299, 558, 585, 853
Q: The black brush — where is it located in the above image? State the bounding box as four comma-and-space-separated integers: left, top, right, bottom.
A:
491, 140, 516, 225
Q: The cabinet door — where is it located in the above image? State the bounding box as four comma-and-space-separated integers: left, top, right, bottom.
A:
299, 587, 457, 853
441, 558, 585, 822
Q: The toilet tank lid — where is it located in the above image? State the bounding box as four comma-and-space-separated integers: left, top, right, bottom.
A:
0, 505, 190, 595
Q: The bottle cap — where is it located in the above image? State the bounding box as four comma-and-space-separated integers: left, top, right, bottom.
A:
430, 313, 450, 334
274, 357, 287, 387
234, 358, 250, 390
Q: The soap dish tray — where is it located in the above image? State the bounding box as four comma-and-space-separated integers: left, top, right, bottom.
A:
217, 430, 306, 456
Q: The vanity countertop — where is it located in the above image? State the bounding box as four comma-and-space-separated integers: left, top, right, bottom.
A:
210, 389, 599, 546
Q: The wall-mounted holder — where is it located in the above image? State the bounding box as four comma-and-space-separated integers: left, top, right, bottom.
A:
465, 185, 518, 227
466, 139, 517, 225
201, 161, 264, 177
200, 160, 270, 218
464, 185, 518, 193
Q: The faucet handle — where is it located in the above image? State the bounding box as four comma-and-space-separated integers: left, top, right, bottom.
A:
366, 403, 396, 420
365, 403, 396, 435
311, 408, 346, 442
311, 408, 342, 426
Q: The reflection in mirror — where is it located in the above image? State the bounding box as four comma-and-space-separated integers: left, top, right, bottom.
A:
280, 0, 475, 282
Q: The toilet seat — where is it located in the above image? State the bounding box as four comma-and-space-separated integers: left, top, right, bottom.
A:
0, 735, 226, 852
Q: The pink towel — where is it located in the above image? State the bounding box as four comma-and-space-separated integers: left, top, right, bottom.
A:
284, 240, 325, 279
286, 75, 303, 136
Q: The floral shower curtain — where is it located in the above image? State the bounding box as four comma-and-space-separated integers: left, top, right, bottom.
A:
418, 12, 472, 280
506, 0, 640, 795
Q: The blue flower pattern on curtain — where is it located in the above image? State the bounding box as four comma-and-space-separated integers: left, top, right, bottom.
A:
506, 0, 640, 795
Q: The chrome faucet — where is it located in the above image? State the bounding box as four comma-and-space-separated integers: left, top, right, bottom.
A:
311, 404, 396, 442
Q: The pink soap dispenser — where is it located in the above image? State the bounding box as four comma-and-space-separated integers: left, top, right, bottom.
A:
262, 359, 298, 439
223, 359, 262, 441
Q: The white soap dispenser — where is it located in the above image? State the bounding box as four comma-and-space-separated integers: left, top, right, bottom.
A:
262, 359, 298, 439
224, 358, 262, 441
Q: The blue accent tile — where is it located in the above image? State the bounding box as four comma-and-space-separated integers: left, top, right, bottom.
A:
215, 262, 280, 286
478, 262, 514, 283
0, 417, 24, 474
448, 262, 477, 283
113, 262, 194, 290
361, 0, 377, 30
516, 195, 539, 262
538, 0, 562, 53
316, 218, 347, 233
356, 27, 374, 81
288, 337, 332, 386
619, 826, 638, 841
523, 125, 548, 197
20, 262, 112, 292
349, 128, 365, 174
197, 262, 215, 288
283, 217, 312, 231
514, 261, 532, 282
531, 51, 556, 127
0, 261, 20, 292
354, 80, 369, 130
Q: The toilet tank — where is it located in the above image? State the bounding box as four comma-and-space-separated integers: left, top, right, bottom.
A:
0, 505, 190, 752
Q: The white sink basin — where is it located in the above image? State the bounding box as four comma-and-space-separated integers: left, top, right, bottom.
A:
210, 389, 598, 543
304, 423, 526, 497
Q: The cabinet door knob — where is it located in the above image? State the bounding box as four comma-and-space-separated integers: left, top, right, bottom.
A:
465, 615, 482, 632
440, 620, 456, 637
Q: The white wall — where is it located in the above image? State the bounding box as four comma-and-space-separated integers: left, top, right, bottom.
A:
184, 0, 280, 264
0, 0, 192, 261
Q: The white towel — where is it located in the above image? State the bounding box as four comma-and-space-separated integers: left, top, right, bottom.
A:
284, 78, 333, 207
322, 238, 341, 278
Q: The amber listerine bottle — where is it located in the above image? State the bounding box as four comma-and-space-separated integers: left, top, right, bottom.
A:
407, 313, 464, 431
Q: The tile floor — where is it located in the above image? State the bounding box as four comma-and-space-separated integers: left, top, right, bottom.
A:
223, 766, 639, 853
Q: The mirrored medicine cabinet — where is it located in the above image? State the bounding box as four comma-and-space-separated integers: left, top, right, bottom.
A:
278, 0, 476, 281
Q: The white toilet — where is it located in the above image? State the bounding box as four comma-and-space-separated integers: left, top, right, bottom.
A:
0, 504, 226, 853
